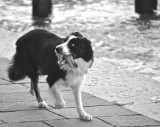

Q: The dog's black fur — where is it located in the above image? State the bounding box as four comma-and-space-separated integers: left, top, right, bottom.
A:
8, 29, 93, 86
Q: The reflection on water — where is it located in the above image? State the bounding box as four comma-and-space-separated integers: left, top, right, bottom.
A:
0, 0, 160, 81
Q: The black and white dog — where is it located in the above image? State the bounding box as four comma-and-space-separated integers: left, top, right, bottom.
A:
8, 29, 94, 121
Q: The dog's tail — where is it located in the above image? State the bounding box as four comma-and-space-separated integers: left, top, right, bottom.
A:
8, 53, 26, 81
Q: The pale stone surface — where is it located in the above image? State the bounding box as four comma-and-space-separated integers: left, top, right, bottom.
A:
46, 93, 113, 108
44, 118, 114, 127
0, 122, 50, 127
0, 28, 19, 59
98, 115, 160, 127
50, 105, 137, 119
83, 58, 160, 121
0, 58, 10, 79
0, 79, 10, 84
125, 103, 160, 122
0, 84, 28, 93
0, 120, 5, 124
0, 92, 36, 103
0, 110, 62, 123
0, 101, 42, 111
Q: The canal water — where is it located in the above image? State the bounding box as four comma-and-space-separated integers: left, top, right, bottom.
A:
0, 0, 160, 81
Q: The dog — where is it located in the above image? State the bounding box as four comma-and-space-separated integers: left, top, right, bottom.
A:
8, 29, 94, 121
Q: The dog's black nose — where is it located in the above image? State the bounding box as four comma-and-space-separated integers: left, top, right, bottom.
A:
55, 47, 62, 53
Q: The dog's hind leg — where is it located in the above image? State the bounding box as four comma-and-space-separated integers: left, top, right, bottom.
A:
30, 81, 35, 96
31, 78, 48, 108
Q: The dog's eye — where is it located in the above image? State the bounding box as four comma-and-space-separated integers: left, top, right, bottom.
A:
71, 44, 75, 47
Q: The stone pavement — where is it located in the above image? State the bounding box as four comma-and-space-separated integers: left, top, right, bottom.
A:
0, 58, 160, 127
83, 58, 160, 122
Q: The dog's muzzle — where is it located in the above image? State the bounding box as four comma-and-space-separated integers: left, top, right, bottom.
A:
56, 54, 78, 69
56, 51, 78, 70
55, 47, 62, 54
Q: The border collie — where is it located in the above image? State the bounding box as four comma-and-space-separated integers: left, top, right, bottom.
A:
8, 29, 94, 121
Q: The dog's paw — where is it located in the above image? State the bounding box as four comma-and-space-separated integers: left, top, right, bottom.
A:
38, 101, 48, 108
55, 101, 66, 109
80, 113, 92, 121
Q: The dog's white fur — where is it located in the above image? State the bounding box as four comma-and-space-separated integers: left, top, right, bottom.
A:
50, 36, 93, 121
50, 58, 92, 121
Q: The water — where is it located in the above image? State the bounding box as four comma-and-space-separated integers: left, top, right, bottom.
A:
0, 0, 160, 81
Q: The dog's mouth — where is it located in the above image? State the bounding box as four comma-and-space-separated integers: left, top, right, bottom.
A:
57, 54, 78, 69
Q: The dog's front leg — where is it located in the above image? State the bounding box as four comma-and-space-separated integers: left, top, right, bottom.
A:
71, 85, 92, 121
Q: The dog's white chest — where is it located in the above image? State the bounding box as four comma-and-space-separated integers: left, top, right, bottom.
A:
65, 71, 86, 87
56, 58, 91, 87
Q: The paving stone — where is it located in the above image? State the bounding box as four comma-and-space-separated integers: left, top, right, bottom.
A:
125, 103, 160, 122
0, 92, 54, 110
0, 84, 28, 93
75, 97, 113, 107
0, 79, 11, 85
44, 118, 114, 127
83, 59, 160, 122
0, 100, 54, 112
0, 93, 36, 103
0, 122, 49, 127
0, 120, 5, 124
0, 28, 19, 59
0, 110, 63, 123
0, 58, 9, 79
45, 89, 113, 108
147, 126, 160, 127
47, 96, 113, 108
0, 71, 8, 81
0, 101, 41, 111
98, 115, 160, 127
50, 105, 138, 119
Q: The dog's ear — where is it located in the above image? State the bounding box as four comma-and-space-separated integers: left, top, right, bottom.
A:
83, 37, 91, 45
71, 32, 83, 38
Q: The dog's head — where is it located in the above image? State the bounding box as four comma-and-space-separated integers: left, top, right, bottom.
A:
55, 32, 93, 69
